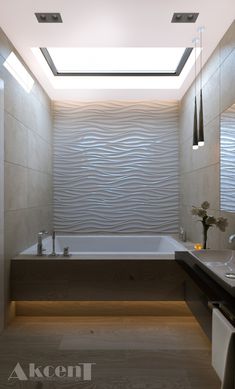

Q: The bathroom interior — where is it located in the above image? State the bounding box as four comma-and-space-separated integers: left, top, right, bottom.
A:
0, 0, 235, 388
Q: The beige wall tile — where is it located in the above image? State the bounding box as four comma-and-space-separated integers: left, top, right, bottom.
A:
4, 209, 29, 259
202, 68, 220, 126
3, 75, 24, 121
28, 170, 52, 208
179, 98, 194, 143
4, 163, 28, 211
27, 206, 53, 246
182, 164, 219, 210
219, 22, 235, 65
179, 140, 192, 174
201, 46, 220, 89
0, 162, 4, 235
4, 112, 28, 167
220, 49, 235, 113
32, 82, 52, 113
28, 130, 52, 174
33, 97, 52, 143
191, 117, 220, 169
0, 29, 12, 61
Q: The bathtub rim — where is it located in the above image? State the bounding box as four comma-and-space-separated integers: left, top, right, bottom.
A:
13, 234, 188, 261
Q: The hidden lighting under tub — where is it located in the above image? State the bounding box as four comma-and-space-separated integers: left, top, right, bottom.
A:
3, 52, 34, 93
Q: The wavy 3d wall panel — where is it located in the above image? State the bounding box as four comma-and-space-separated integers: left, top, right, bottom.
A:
53, 101, 179, 233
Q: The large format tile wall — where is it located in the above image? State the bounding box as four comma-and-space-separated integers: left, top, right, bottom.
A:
179, 21, 235, 249
53, 101, 179, 233
0, 28, 53, 325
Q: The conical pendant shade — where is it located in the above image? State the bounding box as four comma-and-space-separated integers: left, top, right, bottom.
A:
198, 89, 204, 146
193, 96, 198, 150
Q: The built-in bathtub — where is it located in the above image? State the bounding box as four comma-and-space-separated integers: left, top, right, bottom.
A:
19, 234, 186, 260
11, 235, 187, 301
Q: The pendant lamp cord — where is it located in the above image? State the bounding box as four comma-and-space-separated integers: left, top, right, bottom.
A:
194, 38, 197, 98
200, 28, 202, 91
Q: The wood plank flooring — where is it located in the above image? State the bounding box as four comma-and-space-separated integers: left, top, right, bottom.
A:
0, 316, 220, 388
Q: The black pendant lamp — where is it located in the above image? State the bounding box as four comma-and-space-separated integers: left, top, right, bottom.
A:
198, 26, 205, 147
198, 89, 204, 146
193, 96, 198, 150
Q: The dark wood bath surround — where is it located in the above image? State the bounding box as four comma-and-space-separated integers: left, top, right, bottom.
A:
11, 251, 235, 342
175, 251, 235, 340
10, 258, 186, 301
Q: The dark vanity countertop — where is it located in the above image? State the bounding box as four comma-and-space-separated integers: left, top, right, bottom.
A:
175, 251, 235, 322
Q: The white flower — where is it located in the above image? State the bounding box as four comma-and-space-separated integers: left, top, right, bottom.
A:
216, 217, 228, 232
201, 201, 210, 210
205, 216, 216, 225
197, 208, 207, 218
191, 207, 199, 216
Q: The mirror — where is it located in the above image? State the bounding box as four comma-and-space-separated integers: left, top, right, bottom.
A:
220, 104, 235, 213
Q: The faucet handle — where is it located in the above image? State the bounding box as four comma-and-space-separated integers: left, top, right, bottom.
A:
38, 230, 49, 235
63, 247, 70, 257
229, 234, 235, 244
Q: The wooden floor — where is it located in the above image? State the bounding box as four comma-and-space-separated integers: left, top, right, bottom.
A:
0, 316, 220, 388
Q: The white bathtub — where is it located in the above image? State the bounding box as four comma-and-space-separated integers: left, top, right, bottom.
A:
18, 235, 186, 260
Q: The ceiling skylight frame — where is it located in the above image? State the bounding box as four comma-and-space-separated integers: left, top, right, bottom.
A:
40, 47, 193, 77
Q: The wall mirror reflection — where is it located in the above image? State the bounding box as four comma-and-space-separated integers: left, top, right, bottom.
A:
220, 104, 235, 213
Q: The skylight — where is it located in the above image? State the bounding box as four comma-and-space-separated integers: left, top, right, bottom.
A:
40, 47, 192, 76
3, 52, 34, 93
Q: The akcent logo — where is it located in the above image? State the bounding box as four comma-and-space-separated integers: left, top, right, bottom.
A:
8, 362, 95, 381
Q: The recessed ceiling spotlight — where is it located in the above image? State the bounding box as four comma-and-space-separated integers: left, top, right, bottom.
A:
39, 14, 46, 21
35, 13, 63, 23
175, 14, 182, 20
171, 13, 199, 23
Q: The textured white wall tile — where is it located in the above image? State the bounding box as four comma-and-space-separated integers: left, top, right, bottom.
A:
53, 101, 179, 233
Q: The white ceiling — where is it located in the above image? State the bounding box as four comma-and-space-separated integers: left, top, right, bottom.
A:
0, 0, 235, 101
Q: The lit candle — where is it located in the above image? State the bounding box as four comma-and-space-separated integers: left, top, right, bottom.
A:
194, 243, 203, 250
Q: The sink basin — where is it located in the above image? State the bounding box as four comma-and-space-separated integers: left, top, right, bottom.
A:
190, 249, 235, 292
191, 249, 234, 264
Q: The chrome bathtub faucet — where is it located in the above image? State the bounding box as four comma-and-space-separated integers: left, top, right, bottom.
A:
37, 230, 49, 256
63, 247, 70, 257
49, 230, 58, 257
179, 226, 186, 242
229, 234, 235, 244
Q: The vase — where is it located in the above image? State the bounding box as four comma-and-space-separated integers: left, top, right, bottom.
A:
202, 223, 210, 249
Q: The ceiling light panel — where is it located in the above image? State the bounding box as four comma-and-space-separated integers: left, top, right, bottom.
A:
32, 47, 201, 90
41, 47, 190, 76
